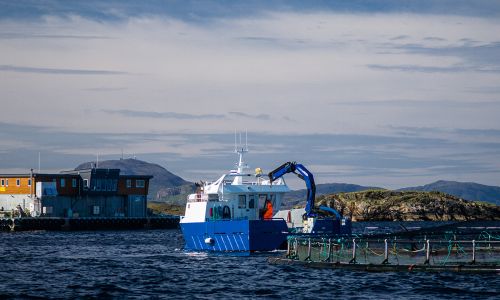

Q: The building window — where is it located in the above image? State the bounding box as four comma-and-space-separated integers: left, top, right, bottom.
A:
61, 178, 65, 188
238, 195, 246, 208
28, 179, 32, 186
5, 179, 8, 186
72, 178, 77, 188
1, 179, 4, 186
126, 179, 131, 188
83, 179, 89, 188
16, 179, 20, 186
136, 180, 145, 188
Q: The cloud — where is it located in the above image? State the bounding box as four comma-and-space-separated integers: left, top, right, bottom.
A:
0, 65, 127, 75
366, 64, 500, 73
0, 33, 112, 39
333, 99, 500, 110
2, 0, 500, 21
1, 4, 500, 188
102, 109, 226, 120
423, 36, 446, 42
390, 35, 409, 41
228, 111, 271, 120
0, 122, 499, 189
391, 42, 500, 71
83, 87, 127, 92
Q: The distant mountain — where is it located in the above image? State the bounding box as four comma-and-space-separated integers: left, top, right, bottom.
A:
282, 183, 380, 209
75, 158, 195, 200
398, 180, 500, 205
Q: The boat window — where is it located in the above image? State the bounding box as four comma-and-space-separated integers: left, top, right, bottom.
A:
271, 194, 276, 207
238, 195, 246, 208
248, 195, 255, 209
208, 194, 219, 201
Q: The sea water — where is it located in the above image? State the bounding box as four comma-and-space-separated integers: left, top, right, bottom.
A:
0, 227, 498, 299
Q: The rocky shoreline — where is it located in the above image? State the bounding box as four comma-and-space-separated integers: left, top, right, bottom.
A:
315, 190, 500, 221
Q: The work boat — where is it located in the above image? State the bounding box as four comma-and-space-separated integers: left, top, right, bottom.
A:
180, 148, 290, 251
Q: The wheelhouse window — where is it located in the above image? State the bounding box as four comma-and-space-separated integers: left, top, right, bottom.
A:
208, 194, 219, 201
248, 195, 255, 209
136, 180, 145, 188
259, 194, 267, 207
238, 195, 246, 208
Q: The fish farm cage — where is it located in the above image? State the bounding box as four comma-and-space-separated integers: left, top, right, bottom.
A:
270, 222, 500, 273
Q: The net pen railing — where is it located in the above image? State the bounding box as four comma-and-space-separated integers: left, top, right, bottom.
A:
286, 232, 500, 266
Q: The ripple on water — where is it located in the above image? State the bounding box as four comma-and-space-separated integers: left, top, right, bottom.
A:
0, 229, 499, 299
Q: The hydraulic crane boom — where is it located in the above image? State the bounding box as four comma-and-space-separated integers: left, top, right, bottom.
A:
268, 162, 316, 217
268, 161, 350, 235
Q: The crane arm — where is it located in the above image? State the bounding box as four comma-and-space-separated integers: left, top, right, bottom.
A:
268, 161, 316, 217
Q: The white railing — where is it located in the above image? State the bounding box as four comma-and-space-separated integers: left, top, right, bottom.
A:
187, 193, 208, 203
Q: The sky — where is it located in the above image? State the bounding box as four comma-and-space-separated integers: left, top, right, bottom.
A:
1, 0, 500, 189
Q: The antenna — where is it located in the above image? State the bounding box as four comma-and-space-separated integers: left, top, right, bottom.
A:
96, 154, 99, 168
245, 130, 248, 151
38, 152, 41, 173
234, 130, 237, 152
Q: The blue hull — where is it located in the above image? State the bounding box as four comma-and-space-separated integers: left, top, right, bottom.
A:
180, 219, 288, 252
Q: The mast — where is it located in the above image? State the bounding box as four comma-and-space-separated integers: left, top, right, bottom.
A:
232, 132, 249, 184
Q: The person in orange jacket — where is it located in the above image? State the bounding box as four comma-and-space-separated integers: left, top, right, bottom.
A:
263, 199, 273, 220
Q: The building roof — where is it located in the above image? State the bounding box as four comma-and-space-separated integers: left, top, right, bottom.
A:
1, 169, 153, 179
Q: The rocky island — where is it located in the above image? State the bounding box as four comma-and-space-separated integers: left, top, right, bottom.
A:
315, 190, 500, 221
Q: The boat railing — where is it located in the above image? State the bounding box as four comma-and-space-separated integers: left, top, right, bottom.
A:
187, 193, 208, 203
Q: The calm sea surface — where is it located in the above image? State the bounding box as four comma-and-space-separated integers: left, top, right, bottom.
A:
0, 226, 498, 299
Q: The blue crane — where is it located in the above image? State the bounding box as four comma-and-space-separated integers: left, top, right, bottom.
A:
268, 161, 341, 219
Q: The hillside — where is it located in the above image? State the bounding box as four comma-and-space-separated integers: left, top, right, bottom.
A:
315, 190, 500, 222
282, 183, 380, 208
398, 180, 500, 205
75, 159, 195, 200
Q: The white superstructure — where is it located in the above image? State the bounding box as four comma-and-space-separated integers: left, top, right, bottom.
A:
180, 147, 290, 224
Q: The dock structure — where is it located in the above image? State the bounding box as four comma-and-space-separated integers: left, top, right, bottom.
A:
0, 167, 152, 219
0, 166, 183, 231
0, 216, 179, 231
270, 225, 500, 273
